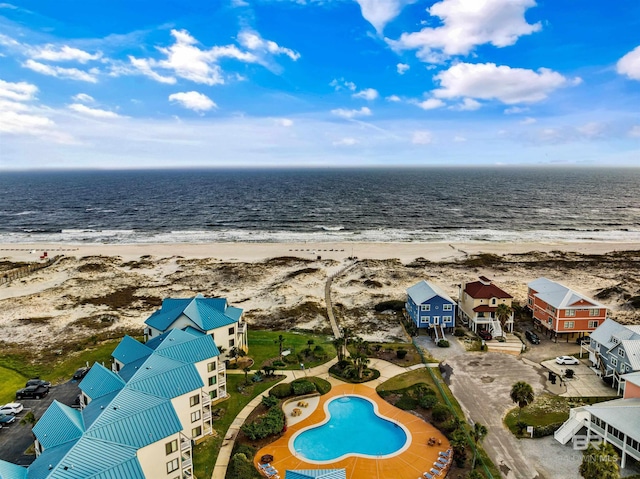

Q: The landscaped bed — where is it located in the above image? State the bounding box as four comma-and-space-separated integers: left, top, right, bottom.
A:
246, 330, 336, 370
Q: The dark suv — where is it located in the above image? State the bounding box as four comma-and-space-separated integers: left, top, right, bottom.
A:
16, 385, 49, 400
525, 330, 540, 344
26, 379, 51, 389
478, 329, 492, 341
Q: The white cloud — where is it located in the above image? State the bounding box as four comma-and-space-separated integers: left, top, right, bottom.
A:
275, 118, 294, 127
455, 98, 481, 111
23, 59, 98, 82
0, 79, 38, 101
238, 30, 300, 61
504, 106, 529, 114
577, 122, 604, 138
617, 45, 640, 81
433, 62, 574, 104
72, 93, 94, 103
352, 88, 379, 100
630, 125, 640, 138
330, 78, 357, 91
333, 137, 358, 146
415, 98, 445, 110
386, 95, 401, 102
412, 130, 433, 144
0, 110, 54, 133
389, 0, 541, 62
127, 56, 177, 84
169, 91, 217, 112
30, 44, 102, 63
520, 117, 536, 125
397, 63, 410, 75
68, 103, 121, 119
355, 0, 417, 33
331, 107, 372, 119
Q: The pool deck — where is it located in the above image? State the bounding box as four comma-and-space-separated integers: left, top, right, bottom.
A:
254, 383, 450, 479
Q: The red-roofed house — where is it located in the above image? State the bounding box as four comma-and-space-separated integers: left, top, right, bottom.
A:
458, 276, 514, 336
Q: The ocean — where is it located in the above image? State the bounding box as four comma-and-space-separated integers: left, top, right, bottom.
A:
0, 168, 639, 244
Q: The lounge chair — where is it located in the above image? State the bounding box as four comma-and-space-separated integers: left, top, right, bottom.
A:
430, 468, 442, 476
423, 472, 434, 479
438, 449, 451, 458
435, 458, 448, 468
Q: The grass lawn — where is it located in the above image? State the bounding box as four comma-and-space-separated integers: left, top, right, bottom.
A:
246, 330, 336, 370
193, 374, 283, 479
0, 338, 134, 404
351, 341, 423, 367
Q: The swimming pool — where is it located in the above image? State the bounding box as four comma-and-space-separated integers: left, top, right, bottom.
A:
290, 395, 410, 463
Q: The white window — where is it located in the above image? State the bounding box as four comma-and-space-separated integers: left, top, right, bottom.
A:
590, 309, 600, 316
207, 361, 217, 372
443, 304, 453, 311
566, 309, 576, 317
191, 410, 201, 423
165, 439, 178, 455
192, 426, 202, 438
444, 316, 452, 323
433, 316, 440, 325
619, 348, 625, 358
190, 394, 200, 407
420, 317, 430, 324
421, 304, 430, 311
611, 357, 618, 367
588, 320, 599, 329
167, 459, 179, 474
612, 337, 620, 345
565, 321, 575, 329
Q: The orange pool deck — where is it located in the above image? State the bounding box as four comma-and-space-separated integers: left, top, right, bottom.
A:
255, 384, 450, 479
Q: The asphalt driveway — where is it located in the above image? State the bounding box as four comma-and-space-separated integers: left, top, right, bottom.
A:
0, 380, 81, 466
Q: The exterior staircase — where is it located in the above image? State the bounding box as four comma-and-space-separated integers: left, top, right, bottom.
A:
554, 407, 589, 444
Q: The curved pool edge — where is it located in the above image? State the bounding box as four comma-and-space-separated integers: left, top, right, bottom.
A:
287, 393, 413, 465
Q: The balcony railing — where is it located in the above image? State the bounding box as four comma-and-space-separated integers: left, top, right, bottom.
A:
180, 438, 191, 452
181, 457, 192, 469
202, 393, 211, 406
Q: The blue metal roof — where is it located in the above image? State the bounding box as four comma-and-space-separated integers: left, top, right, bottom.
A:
285, 470, 347, 479
144, 295, 241, 332
183, 325, 205, 336
111, 335, 153, 365
32, 401, 84, 450
79, 363, 126, 401
127, 360, 204, 398
0, 460, 27, 479
151, 329, 220, 363
27, 437, 144, 479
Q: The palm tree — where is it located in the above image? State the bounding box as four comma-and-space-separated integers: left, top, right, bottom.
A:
352, 353, 370, 379
495, 303, 512, 338
510, 381, 534, 421
243, 366, 251, 385
471, 422, 488, 469
579, 442, 619, 479
306, 339, 315, 354
333, 337, 345, 362
274, 334, 286, 358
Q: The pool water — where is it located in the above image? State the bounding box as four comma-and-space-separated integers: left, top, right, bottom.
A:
291, 395, 408, 462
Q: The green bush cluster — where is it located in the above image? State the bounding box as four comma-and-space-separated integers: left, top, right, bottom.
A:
227, 445, 261, 479
454, 328, 466, 337
269, 383, 293, 399
532, 422, 564, 438
240, 406, 285, 441
396, 349, 408, 359
437, 339, 450, 348
432, 404, 452, 422
261, 395, 279, 409
419, 394, 438, 409
291, 379, 317, 395
306, 376, 331, 395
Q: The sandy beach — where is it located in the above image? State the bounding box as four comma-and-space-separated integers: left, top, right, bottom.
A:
1, 241, 639, 351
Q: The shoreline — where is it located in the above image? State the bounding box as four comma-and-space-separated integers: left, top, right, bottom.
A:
1, 240, 639, 263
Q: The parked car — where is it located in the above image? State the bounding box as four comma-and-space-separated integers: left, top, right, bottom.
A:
16, 385, 49, 400
0, 413, 16, 424
26, 379, 51, 389
576, 336, 591, 345
525, 330, 540, 344
478, 330, 492, 341
556, 356, 580, 365
73, 367, 91, 380
0, 403, 24, 415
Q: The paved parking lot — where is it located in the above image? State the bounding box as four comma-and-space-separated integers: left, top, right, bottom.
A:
0, 380, 81, 466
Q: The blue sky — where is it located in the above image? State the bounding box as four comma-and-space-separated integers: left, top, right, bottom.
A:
1, 0, 639, 169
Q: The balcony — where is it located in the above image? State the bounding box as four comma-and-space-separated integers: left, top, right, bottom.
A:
203, 409, 212, 421
181, 457, 193, 469
180, 438, 191, 452
202, 393, 211, 406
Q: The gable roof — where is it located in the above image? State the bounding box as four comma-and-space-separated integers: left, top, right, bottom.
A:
125, 354, 204, 398
148, 328, 220, 363
79, 364, 126, 401
285, 470, 347, 479
464, 278, 512, 299
621, 340, 640, 370
144, 294, 242, 333
591, 318, 640, 351
407, 280, 454, 305
0, 460, 27, 479
32, 401, 84, 450
528, 278, 605, 310
111, 335, 153, 365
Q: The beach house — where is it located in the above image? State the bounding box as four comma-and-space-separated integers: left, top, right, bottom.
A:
406, 280, 456, 340
0, 328, 224, 479
144, 294, 246, 360
527, 278, 607, 342
555, 371, 640, 469
587, 318, 640, 392
457, 276, 513, 337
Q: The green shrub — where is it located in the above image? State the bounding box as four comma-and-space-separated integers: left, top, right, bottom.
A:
374, 300, 405, 312
269, 383, 293, 399
272, 360, 285, 368
240, 407, 285, 440
454, 328, 466, 337
396, 395, 418, 410
396, 349, 408, 359
532, 422, 564, 438
313, 345, 326, 358
432, 404, 452, 422
419, 395, 438, 409
437, 339, 450, 348
305, 376, 331, 395
291, 379, 317, 395
261, 395, 279, 408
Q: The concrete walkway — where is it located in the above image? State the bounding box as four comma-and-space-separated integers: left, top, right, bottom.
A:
211, 357, 426, 479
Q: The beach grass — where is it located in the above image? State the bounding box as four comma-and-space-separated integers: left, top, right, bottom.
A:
193, 374, 283, 479
246, 330, 336, 370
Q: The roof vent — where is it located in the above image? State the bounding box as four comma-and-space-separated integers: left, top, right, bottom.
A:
479, 276, 492, 285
